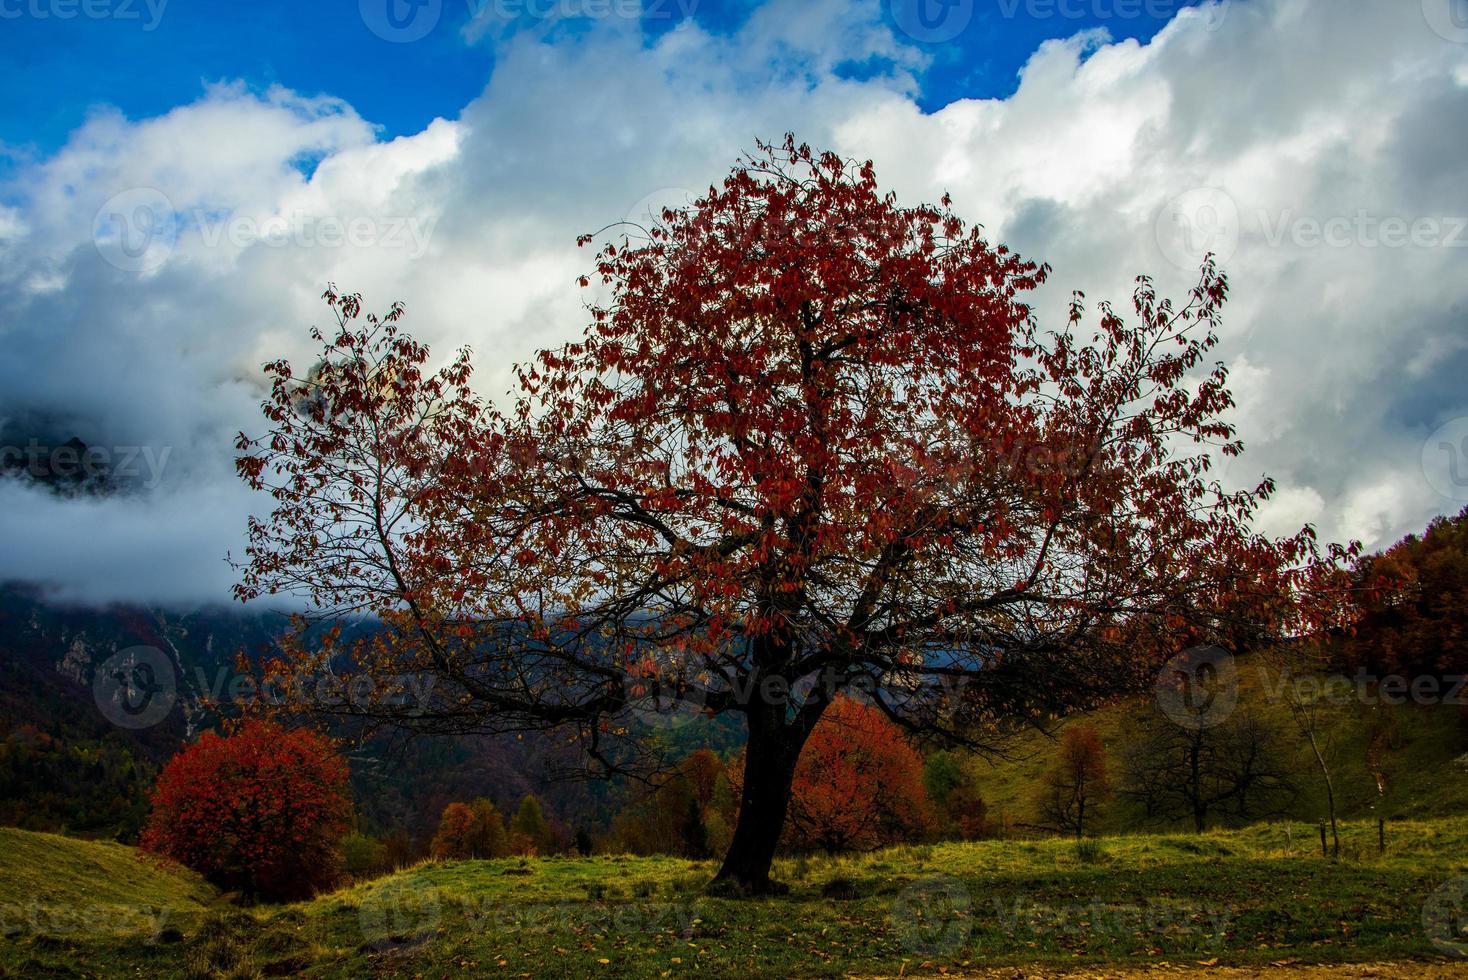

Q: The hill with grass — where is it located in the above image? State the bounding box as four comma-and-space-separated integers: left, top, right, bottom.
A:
960, 649, 1468, 838
0, 827, 217, 951
4, 817, 1468, 977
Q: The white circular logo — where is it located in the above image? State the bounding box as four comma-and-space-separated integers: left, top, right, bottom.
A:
358, 879, 441, 951
1422, 417, 1468, 502
1424, 878, 1468, 957
1154, 187, 1239, 271
889, 0, 974, 43
92, 188, 177, 275
1156, 644, 1237, 730
1423, 0, 1468, 44
93, 646, 177, 730
361, 0, 442, 43
891, 876, 972, 957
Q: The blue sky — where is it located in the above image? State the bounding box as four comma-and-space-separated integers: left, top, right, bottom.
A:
2, 0, 1205, 155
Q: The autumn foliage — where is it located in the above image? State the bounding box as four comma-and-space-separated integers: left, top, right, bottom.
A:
1338, 505, 1468, 680
430, 798, 509, 860
234, 135, 1349, 891
140, 721, 351, 901
615, 749, 738, 858
779, 696, 934, 853
1035, 725, 1112, 838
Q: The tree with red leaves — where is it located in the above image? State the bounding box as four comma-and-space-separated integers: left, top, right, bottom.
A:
234, 137, 1347, 893
140, 721, 350, 901
783, 695, 934, 852
430, 798, 509, 860
1339, 505, 1468, 680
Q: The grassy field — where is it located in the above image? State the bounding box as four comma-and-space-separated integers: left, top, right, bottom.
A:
965, 651, 1468, 836
4, 817, 1468, 978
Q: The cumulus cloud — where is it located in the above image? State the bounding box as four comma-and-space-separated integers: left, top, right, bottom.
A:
1, 0, 1464, 605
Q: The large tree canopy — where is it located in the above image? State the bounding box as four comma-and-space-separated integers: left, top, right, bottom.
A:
235, 137, 1345, 891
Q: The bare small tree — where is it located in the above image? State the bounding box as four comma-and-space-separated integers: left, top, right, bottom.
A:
1264, 644, 1343, 856
1121, 708, 1297, 832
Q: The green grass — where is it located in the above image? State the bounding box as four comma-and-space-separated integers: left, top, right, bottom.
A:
4, 819, 1468, 977
0, 827, 217, 928
0, 827, 221, 977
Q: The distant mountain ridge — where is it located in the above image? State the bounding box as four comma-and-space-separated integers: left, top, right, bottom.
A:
0, 583, 291, 837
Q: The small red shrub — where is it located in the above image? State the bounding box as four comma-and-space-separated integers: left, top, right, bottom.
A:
140, 720, 351, 901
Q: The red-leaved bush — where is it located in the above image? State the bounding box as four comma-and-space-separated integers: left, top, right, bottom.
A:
781, 696, 936, 853
140, 720, 351, 901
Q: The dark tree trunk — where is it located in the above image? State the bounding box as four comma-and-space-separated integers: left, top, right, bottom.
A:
712, 696, 810, 894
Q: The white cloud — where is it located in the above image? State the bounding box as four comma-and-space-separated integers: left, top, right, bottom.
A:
1253, 485, 1325, 540
0, 480, 253, 607
1, 0, 1464, 605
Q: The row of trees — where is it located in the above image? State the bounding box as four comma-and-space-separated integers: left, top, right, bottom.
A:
137, 696, 970, 902
139, 699, 961, 901
429, 794, 564, 859
113, 507, 1468, 893
433, 697, 989, 860
1034, 720, 1283, 839
135, 655, 1438, 904
129, 518, 1468, 900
